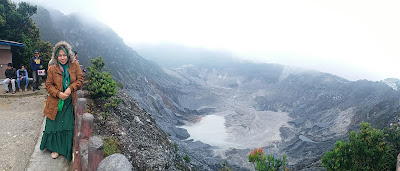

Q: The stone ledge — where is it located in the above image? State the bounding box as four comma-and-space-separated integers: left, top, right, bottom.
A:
0, 83, 46, 97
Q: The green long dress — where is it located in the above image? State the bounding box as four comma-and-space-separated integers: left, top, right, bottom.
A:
40, 95, 74, 161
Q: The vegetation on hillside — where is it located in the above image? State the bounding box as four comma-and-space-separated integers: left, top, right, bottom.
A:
248, 148, 289, 171
87, 56, 120, 120
0, 0, 52, 72
87, 56, 118, 99
103, 136, 121, 157
322, 122, 399, 170
86, 56, 123, 158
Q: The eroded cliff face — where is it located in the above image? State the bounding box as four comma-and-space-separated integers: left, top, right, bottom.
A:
33, 7, 400, 170
92, 89, 191, 170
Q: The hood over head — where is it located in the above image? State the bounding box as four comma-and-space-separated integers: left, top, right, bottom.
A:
51, 41, 76, 66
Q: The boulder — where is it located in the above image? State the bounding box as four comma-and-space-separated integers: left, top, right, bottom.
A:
97, 153, 133, 171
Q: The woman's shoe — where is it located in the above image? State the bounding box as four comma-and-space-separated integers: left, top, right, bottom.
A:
51, 152, 59, 159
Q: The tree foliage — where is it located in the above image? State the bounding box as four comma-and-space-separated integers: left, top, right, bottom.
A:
87, 56, 117, 99
383, 124, 400, 155
0, 0, 52, 73
322, 122, 396, 170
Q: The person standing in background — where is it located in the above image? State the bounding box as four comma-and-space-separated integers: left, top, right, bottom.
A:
74, 51, 78, 62
30, 50, 43, 91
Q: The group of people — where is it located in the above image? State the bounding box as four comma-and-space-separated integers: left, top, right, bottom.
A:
3, 50, 43, 94
3, 49, 80, 94
4, 41, 83, 161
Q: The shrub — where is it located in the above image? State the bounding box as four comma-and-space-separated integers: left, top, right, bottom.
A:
322, 122, 395, 170
183, 155, 190, 163
103, 136, 121, 157
103, 97, 122, 120
248, 148, 289, 171
174, 143, 178, 152
221, 160, 231, 171
321, 140, 351, 170
87, 56, 117, 99
102, 112, 109, 121
383, 124, 400, 156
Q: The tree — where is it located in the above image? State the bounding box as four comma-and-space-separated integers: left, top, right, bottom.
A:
0, 0, 52, 73
322, 122, 395, 170
383, 124, 400, 161
321, 140, 351, 170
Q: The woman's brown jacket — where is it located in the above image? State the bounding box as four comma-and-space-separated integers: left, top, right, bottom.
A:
44, 41, 83, 120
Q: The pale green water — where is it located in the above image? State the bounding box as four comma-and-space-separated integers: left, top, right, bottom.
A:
180, 110, 291, 149
180, 115, 237, 148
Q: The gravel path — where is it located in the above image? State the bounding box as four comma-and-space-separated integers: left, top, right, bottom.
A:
0, 88, 47, 171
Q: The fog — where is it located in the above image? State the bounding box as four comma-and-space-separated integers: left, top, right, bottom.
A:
12, 0, 400, 81
130, 42, 391, 81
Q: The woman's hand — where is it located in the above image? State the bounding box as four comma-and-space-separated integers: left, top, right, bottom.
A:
58, 92, 69, 100
64, 88, 72, 96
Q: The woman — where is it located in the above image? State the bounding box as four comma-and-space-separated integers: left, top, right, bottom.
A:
40, 41, 83, 160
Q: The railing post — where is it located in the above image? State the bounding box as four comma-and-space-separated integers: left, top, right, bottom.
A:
73, 97, 87, 171
78, 113, 94, 171
79, 139, 89, 171
88, 136, 104, 171
81, 113, 94, 140
76, 90, 85, 99
75, 98, 87, 115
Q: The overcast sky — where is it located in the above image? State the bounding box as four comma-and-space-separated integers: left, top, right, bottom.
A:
13, 0, 400, 81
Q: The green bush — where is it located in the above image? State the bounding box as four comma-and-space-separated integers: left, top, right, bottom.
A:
221, 160, 231, 171
87, 56, 117, 99
322, 122, 396, 170
104, 97, 122, 109
103, 136, 121, 157
173, 143, 178, 152
183, 155, 190, 163
248, 148, 288, 171
102, 96, 122, 120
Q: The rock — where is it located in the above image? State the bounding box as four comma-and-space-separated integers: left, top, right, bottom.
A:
88, 136, 104, 171
134, 116, 143, 125
97, 154, 133, 171
88, 89, 192, 170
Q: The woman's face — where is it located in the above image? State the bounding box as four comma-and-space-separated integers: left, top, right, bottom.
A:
57, 49, 68, 65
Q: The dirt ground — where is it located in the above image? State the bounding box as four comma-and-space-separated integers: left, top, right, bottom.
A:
0, 89, 47, 171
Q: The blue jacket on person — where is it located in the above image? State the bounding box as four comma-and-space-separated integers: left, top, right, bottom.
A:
30, 56, 43, 71
17, 69, 28, 78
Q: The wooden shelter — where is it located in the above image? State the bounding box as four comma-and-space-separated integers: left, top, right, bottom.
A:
0, 40, 25, 79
